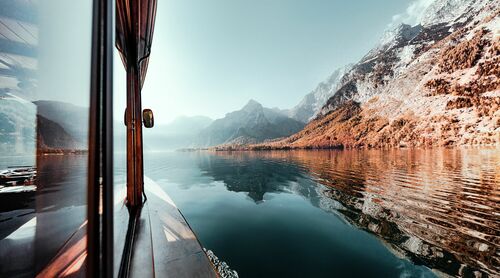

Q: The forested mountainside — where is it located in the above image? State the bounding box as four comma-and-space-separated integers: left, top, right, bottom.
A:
36, 115, 80, 151
252, 0, 499, 149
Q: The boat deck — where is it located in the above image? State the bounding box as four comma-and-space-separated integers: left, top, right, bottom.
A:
118, 177, 218, 278
1, 175, 217, 277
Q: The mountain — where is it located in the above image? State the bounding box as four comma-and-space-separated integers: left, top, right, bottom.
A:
36, 115, 80, 151
255, 0, 499, 149
288, 65, 352, 123
34, 100, 88, 148
196, 100, 305, 147
141, 115, 213, 150
149, 115, 213, 136
0, 96, 84, 154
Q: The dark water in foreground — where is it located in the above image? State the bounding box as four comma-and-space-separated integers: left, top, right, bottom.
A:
143, 148, 499, 278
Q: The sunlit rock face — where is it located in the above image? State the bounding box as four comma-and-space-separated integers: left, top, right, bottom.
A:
261, 0, 499, 149
288, 65, 353, 123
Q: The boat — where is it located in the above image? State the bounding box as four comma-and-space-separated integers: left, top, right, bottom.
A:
0, 0, 224, 277
0, 167, 37, 186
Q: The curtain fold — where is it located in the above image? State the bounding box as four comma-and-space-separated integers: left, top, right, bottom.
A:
116, 0, 157, 88
116, 0, 157, 207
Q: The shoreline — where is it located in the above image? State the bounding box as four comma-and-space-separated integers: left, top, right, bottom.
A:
38, 149, 88, 155
177, 143, 500, 152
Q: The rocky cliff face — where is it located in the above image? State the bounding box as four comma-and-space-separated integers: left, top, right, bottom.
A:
288, 65, 352, 123
258, 0, 499, 149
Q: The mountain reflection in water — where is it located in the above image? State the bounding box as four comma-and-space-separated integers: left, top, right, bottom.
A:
145, 148, 499, 277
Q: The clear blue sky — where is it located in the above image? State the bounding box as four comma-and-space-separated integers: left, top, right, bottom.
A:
115, 0, 425, 124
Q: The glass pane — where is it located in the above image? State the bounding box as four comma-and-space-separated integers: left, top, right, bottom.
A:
0, 1, 92, 276
113, 45, 128, 277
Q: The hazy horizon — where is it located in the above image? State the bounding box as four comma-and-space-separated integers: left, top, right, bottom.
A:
113, 0, 437, 124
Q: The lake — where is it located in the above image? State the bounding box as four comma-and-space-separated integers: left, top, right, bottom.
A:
140, 148, 499, 277
1, 148, 498, 277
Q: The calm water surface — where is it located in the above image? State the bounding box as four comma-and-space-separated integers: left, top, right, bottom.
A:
143, 148, 499, 278
1, 149, 498, 277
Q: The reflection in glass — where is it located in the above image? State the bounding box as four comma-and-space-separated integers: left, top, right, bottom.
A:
0, 1, 92, 276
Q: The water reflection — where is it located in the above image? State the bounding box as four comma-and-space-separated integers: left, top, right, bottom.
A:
0, 0, 91, 276
197, 153, 308, 202
198, 149, 499, 277
0, 155, 87, 276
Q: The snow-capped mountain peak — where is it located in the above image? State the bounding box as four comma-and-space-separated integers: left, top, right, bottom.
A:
421, 0, 479, 27
379, 23, 422, 48
288, 64, 353, 123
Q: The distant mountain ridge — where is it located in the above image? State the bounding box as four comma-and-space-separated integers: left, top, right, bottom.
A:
140, 115, 213, 151
196, 100, 305, 147
155, 115, 213, 136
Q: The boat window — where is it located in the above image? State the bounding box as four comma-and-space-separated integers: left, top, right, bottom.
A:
0, 1, 92, 276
